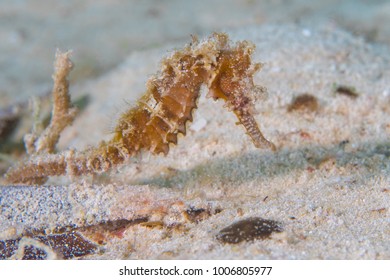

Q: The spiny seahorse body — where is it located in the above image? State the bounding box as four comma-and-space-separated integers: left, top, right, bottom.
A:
5, 33, 275, 184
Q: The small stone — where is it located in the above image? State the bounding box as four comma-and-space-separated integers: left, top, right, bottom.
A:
288, 94, 319, 113
216, 217, 283, 244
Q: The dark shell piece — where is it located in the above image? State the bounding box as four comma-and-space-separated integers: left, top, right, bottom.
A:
216, 217, 283, 244
0, 239, 19, 259
0, 232, 97, 260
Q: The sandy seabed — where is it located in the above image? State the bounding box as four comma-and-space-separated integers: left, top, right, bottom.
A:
1, 22, 389, 259
0, 25, 390, 259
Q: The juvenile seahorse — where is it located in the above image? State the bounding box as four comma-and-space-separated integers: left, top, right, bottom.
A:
5, 33, 275, 184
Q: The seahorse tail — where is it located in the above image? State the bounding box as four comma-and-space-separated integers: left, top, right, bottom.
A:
4, 154, 67, 184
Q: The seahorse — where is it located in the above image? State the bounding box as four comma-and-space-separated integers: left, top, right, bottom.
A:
5, 33, 275, 184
